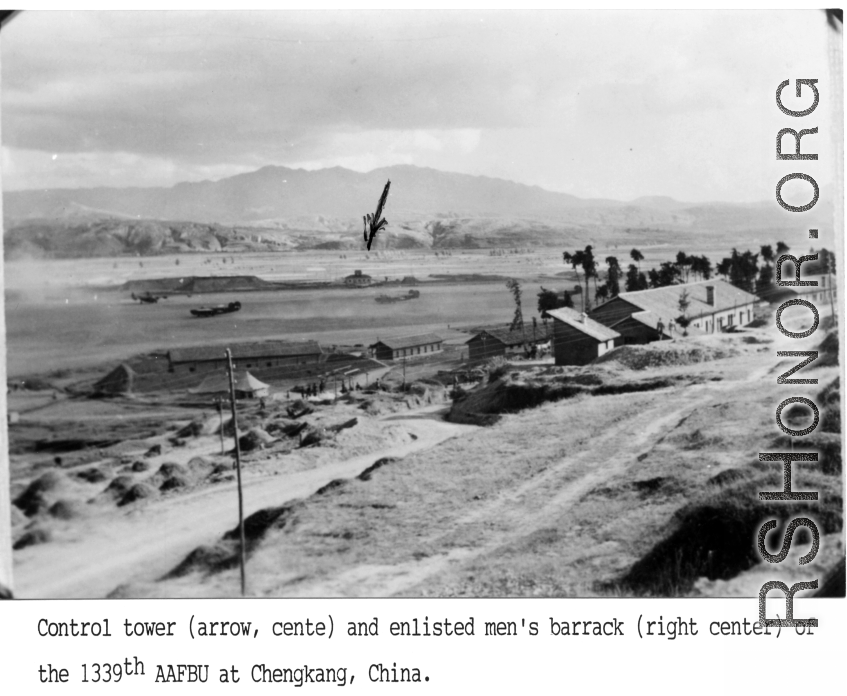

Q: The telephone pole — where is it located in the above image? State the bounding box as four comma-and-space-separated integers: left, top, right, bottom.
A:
216, 398, 225, 455
225, 349, 247, 597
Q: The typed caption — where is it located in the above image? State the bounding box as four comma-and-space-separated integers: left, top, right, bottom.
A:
33, 610, 819, 687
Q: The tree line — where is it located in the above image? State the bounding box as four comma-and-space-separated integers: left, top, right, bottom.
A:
539, 242, 835, 315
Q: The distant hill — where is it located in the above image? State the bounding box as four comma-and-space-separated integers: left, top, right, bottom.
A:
3, 164, 833, 258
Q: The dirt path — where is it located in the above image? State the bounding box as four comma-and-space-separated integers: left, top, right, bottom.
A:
287, 362, 780, 597
13, 410, 475, 598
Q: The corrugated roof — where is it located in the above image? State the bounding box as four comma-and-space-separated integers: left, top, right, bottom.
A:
547, 307, 620, 342
371, 333, 443, 350
170, 340, 323, 364
614, 279, 757, 322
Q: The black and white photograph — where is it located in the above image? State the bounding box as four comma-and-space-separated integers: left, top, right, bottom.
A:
1, 9, 843, 601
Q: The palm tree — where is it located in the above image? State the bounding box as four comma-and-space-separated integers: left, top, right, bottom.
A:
563, 250, 588, 311
583, 245, 599, 303
630, 248, 644, 271
505, 278, 525, 336
605, 256, 621, 297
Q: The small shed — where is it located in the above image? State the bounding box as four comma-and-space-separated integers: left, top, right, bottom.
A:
546, 307, 620, 366
344, 270, 373, 287
370, 333, 443, 361
189, 371, 270, 399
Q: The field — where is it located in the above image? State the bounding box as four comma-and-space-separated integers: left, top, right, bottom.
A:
4, 245, 843, 599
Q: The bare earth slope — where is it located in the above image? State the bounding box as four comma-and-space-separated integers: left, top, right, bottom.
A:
12, 409, 474, 599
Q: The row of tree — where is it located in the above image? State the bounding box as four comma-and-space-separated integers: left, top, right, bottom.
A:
543, 242, 835, 314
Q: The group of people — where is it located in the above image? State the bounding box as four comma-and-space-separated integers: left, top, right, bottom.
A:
288, 377, 373, 399
291, 381, 326, 398
522, 344, 540, 360
516, 343, 550, 360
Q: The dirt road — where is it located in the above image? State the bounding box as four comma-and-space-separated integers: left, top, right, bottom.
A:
13, 409, 475, 598
278, 357, 785, 597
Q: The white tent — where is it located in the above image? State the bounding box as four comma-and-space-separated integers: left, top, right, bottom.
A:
189, 370, 270, 398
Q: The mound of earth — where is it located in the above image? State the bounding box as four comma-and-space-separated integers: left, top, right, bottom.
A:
176, 420, 204, 438
165, 504, 302, 579
448, 374, 585, 426
75, 466, 109, 483
144, 444, 162, 458
14, 526, 52, 550
48, 499, 86, 520
156, 462, 189, 480
119, 482, 158, 506
97, 474, 136, 502
160, 475, 191, 492
186, 456, 215, 475
448, 368, 676, 425
595, 343, 733, 370
265, 419, 306, 437
300, 427, 333, 448
238, 427, 276, 452
14, 471, 71, 517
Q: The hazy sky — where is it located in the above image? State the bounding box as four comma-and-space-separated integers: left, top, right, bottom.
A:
0, 10, 839, 201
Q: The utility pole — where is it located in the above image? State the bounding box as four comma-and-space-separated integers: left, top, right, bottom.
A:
402, 356, 406, 389
225, 349, 247, 597
216, 398, 225, 455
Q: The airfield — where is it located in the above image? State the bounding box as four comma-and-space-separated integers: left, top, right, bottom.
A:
5, 244, 843, 599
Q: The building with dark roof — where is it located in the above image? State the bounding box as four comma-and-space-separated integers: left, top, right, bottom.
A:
546, 307, 620, 366
344, 270, 373, 287
465, 326, 551, 363
591, 279, 759, 339
168, 340, 323, 375
369, 333, 443, 361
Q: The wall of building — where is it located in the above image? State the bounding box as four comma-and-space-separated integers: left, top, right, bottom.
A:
170, 354, 320, 375
467, 337, 506, 363
689, 302, 755, 333
372, 342, 442, 361
553, 322, 601, 366
391, 343, 443, 360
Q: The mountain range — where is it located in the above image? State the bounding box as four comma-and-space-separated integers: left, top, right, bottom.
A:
2, 165, 833, 258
